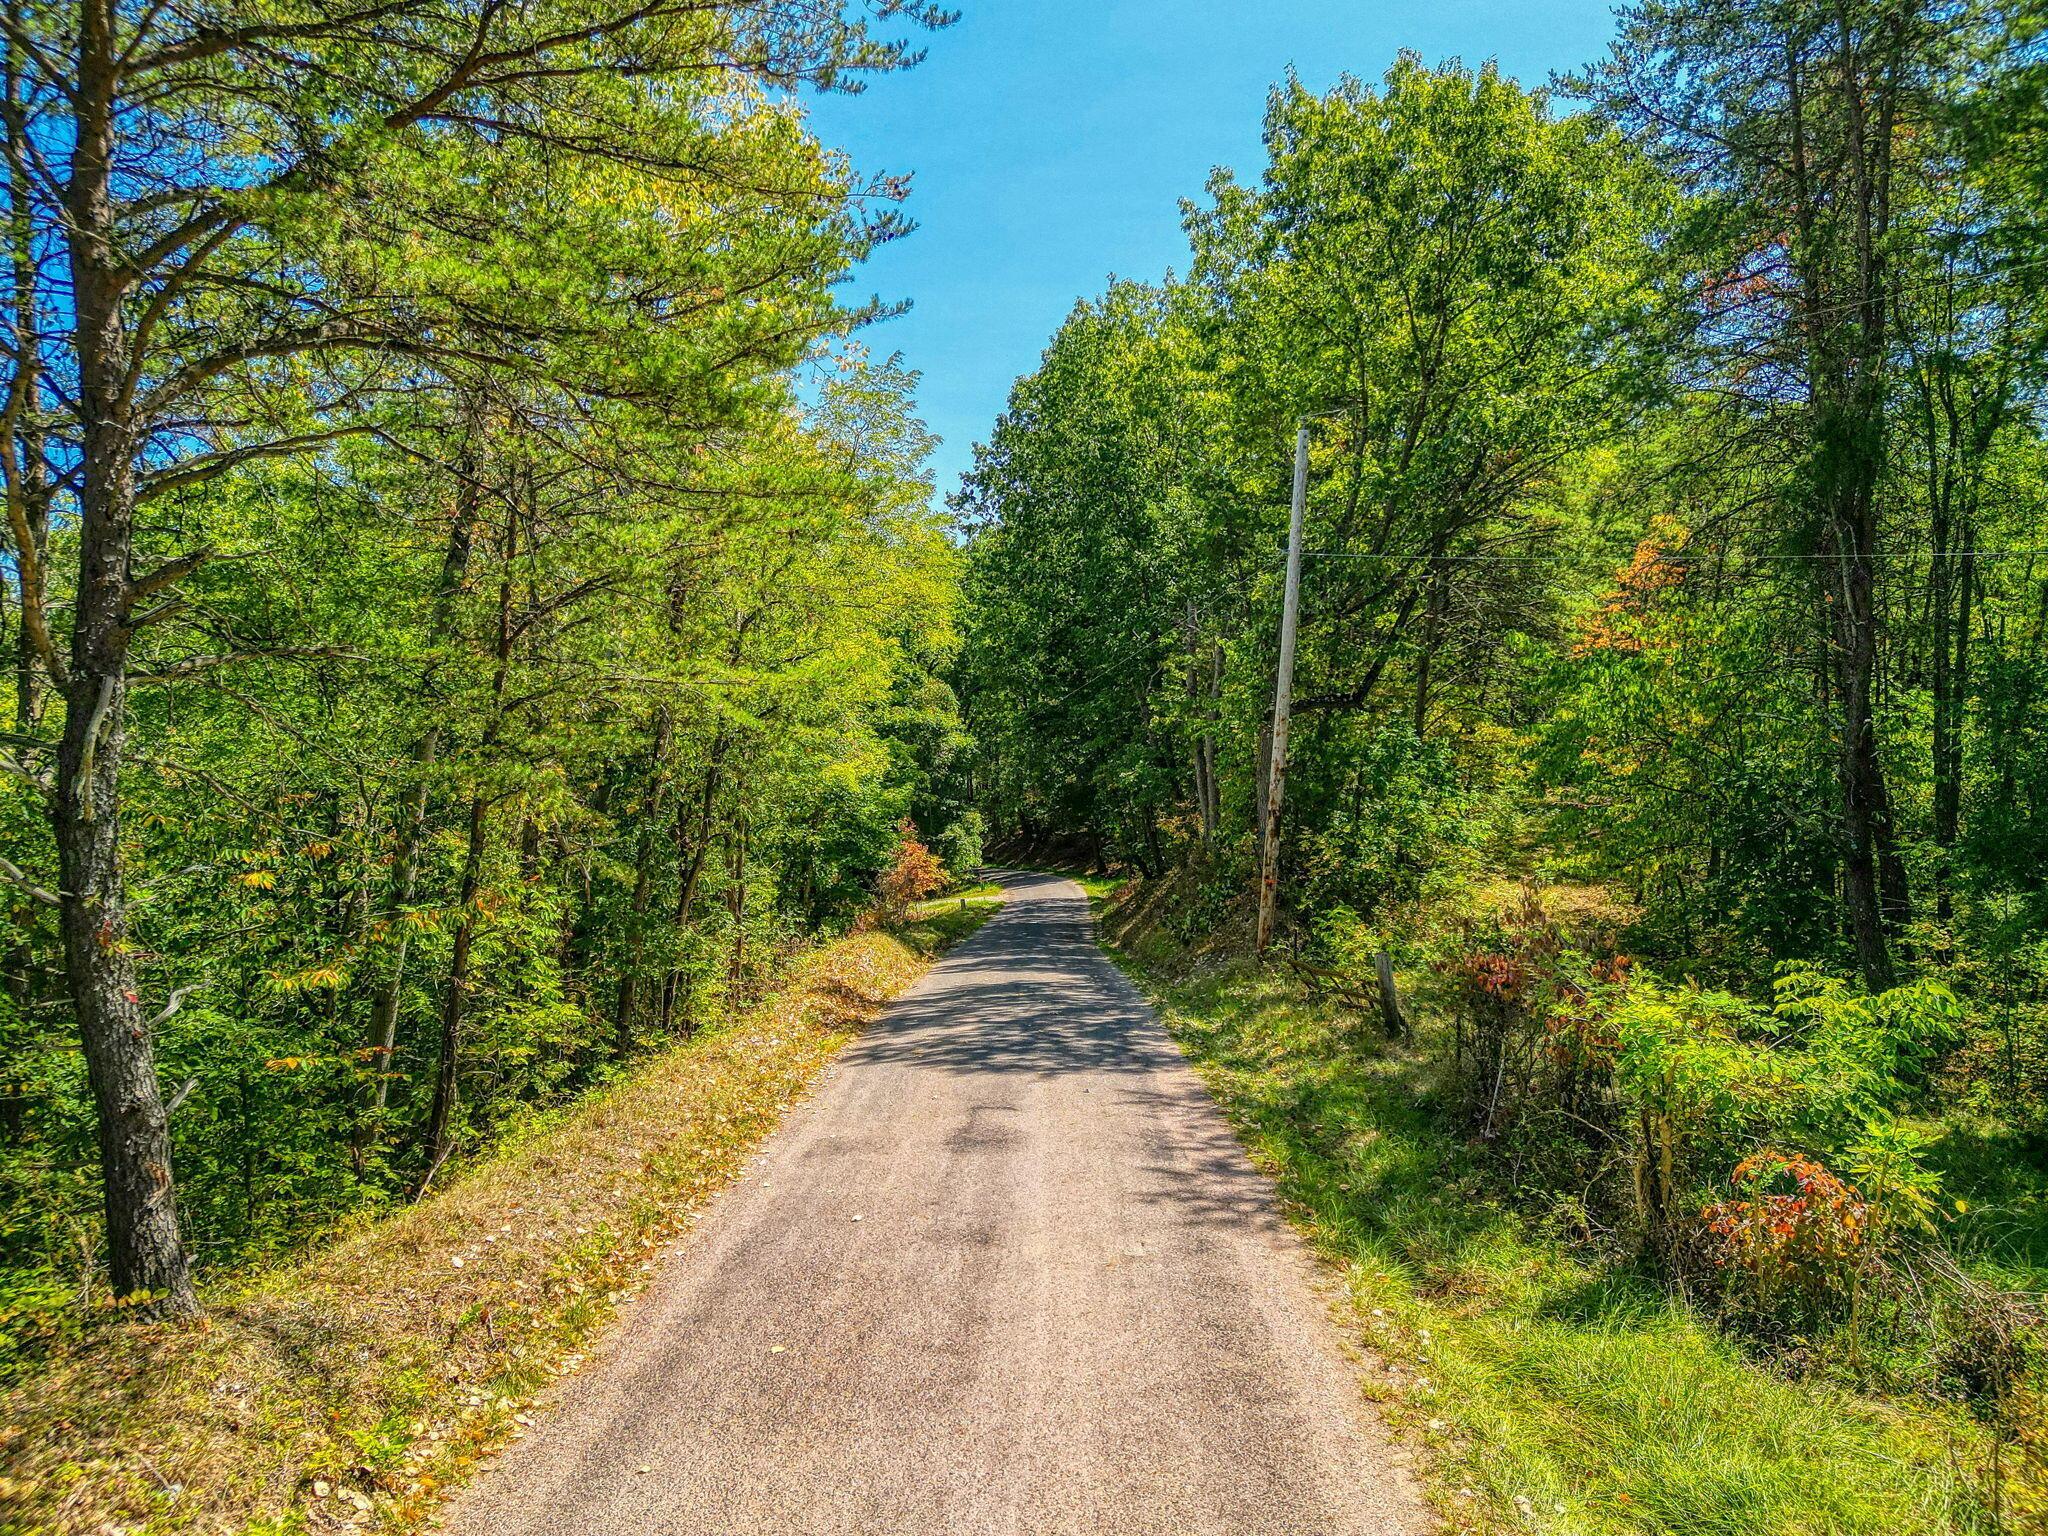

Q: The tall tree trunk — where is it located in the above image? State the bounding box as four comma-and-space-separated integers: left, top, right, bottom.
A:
421, 793, 486, 1184
661, 730, 728, 1031
1930, 495, 1971, 961
1788, 18, 1908, 991
1183, 606, 1219, 846
3, 49, 48, 732
421, 492, 518, 1181
362, 493, 477, 1119
725, 805, 748, 990
362, 727, 437, 1119
53, 0, 197, 1313
1186, 643, 1212, 845
615, 704, 673, 1055
1254, 718, 1272, 856
1819, 444, 1906, 992
1197, 689, 1222, 843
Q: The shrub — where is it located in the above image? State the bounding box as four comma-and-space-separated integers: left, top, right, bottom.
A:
1610, 966, 1961, 1262
1703, 1148, 1869, 1319
874, 820, 947, 925
1431, 884, 1620, 1142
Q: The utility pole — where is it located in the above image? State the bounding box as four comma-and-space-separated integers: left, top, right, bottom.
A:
1257, 422, 1311, 953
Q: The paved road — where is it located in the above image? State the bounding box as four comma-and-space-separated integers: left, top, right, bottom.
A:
448, 872, 1427, 1536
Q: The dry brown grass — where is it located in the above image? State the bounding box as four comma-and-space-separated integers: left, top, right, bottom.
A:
0, 922, 972, 1536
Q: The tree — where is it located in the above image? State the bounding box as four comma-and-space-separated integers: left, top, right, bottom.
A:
0, 0, 947, 1311
1586, 0, 1985, 987
874, 819, 946, 923
956, 59, 1671, 920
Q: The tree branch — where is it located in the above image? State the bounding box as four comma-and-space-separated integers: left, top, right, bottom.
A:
0, 853, 61, 907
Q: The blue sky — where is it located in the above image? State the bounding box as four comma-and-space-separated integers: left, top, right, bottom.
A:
804, 0, 1622, 503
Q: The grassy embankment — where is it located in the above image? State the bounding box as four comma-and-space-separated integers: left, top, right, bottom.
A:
0, 903, 997, 1536
1087, 874, 2034, 1536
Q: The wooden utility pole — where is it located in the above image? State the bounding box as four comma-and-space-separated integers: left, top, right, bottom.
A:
1257, 423, 1311, 952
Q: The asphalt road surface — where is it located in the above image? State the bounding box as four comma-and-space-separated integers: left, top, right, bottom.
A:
448, 871, 1429, 1536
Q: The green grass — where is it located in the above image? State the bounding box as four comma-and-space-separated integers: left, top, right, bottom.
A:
1114, 951, 2000, 1536
902, 893, 1004, 947
1919, 1113, 2048, 1296
943, 879, 1005, 902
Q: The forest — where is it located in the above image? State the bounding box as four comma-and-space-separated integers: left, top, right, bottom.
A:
0, 0, 977, 1330
6, 0, 2048, 1526
952, 0, 2048, 1518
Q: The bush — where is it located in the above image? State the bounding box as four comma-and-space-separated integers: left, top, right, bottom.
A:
1425, 896, 1975, 1313
1703, 1148, 1869, 1320
1430, 884, 1621, 1144
1610, 967, 1962, 1262
874, 820, 947, 925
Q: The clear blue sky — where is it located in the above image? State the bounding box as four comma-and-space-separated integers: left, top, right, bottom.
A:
804, 0, 1622, 503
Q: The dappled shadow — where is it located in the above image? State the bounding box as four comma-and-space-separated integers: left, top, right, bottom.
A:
842, 871, 1188, 1080
1920, 1116, 2048, 1285
1159, 985, 1539, 1285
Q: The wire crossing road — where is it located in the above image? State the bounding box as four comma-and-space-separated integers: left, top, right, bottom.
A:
448, 872, 1428, 1536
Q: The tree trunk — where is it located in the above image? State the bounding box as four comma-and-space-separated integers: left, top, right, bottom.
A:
361, 726, 438, 1121
3, 48, 50, 732
421, 793, 487, 1183
726, 806, 748, 990
661, 732, 728, 1029
1253, 718, 1272, 856
1822, 492, 1905, 992
1789, 19, 1908, 992
363, 493, 477, 1118
1931, 518, 1972, 961
421, 490, 518, 1181
615, 705, 673, 1055
52, 0, 197, 1314
1183, 608, 1220, 846
1187, 671, 1212, 845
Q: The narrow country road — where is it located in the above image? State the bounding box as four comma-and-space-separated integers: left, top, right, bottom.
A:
448, 872, 1428, 1536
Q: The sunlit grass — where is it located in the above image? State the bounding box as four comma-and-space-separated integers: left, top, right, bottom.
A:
941, 879, 1006, 903
906, 888, 1004, 930
1919, 1112, 2048, 1295
1122, 954, 1998, 1536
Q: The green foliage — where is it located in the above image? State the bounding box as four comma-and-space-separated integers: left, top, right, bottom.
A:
1611, 968, 1962, 1161
956, 58, 1670, 907
1, 350, 963, 1305
0, 1, 966, 1308
954, 14, 2048, 1481
932, 809, 986, 878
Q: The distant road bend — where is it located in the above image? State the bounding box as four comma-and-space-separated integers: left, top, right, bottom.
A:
449, 871, 1428, 1536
